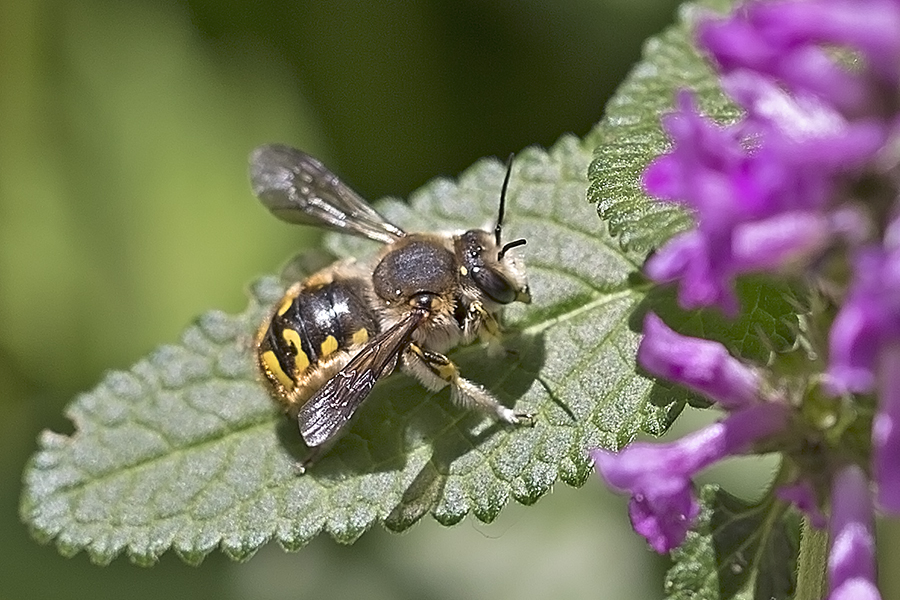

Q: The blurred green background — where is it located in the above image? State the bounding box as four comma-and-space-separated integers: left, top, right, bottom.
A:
4, 1, 897, 599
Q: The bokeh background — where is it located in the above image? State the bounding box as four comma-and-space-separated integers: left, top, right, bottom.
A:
4, 1, 897, 599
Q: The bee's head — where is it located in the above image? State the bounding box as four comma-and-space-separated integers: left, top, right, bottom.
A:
457, 229, 530, 305
456, 154, 530, 305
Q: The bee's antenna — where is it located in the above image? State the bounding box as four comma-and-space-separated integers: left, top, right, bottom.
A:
499, 238, 527, 260
494, 153, 514, 247
495, 153, 526, 261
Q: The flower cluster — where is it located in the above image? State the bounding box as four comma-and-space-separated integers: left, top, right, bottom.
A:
594, 314, 792, 553
594, 1, 900, 598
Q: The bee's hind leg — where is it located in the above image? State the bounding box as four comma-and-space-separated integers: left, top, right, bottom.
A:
291, 440, 337, 475
404, 344, 534, 426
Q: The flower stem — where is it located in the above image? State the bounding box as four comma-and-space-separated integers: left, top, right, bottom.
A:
795, 516, 828, 600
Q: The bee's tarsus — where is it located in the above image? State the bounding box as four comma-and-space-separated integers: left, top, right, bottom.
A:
513, 412, 537, 427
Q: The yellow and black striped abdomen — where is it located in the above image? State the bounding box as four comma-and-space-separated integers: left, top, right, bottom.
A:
257, 278, 378, 407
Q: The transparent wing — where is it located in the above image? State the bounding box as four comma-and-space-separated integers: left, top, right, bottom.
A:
297, 310, 426, 448
249, 144, 406, 244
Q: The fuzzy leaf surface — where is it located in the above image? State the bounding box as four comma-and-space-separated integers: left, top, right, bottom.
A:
588, 0, 739, 254
665, 485, 799, 600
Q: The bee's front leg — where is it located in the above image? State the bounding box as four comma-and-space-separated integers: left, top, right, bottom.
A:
463, 300, 509, 358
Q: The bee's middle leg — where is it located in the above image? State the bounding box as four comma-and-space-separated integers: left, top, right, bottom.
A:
404, 344, 533, 426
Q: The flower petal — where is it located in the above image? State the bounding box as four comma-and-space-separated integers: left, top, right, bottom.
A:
828, 465, 877, 594
875, 344, 900, 513
638, 313, 761, 409
592, 403, 789, 553
776, 480, 827, 528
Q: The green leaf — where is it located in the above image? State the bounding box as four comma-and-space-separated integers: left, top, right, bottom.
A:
641, 276, 801, 365
588, 0, 740, 254
665, 485, 800, 600
20, 133, 677, 565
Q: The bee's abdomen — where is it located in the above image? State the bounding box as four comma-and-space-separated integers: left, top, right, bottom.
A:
257, 278, 377, 394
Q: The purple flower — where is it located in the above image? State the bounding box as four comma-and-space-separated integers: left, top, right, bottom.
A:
828, 465, 881, 600
638, 313, 761, 409
720, 70, 886, 176
874, 344, 900, 513
643, 225, 741, 314
828, 239, 900, 515
592, 402, 790, 553
598, 1, 900, 595
828, 245, 900, 394
642, 91, 749, 314
734, 208, 871, 272
699, 0, 900, 116
776, 480, 826, 528
642, 84, 879, 315
644, 0, 897, 317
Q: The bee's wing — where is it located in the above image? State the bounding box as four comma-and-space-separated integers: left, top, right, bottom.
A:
297, 309, 426, 448
249, 144, 406, 244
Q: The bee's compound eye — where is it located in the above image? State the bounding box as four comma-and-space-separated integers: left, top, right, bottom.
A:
457, 230, 518, 304
471, 265, 517, 304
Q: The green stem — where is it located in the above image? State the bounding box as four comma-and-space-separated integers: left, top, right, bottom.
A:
795, 516, 828, 600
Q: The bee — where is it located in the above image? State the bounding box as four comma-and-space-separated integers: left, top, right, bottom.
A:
249, 144, 533, 472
